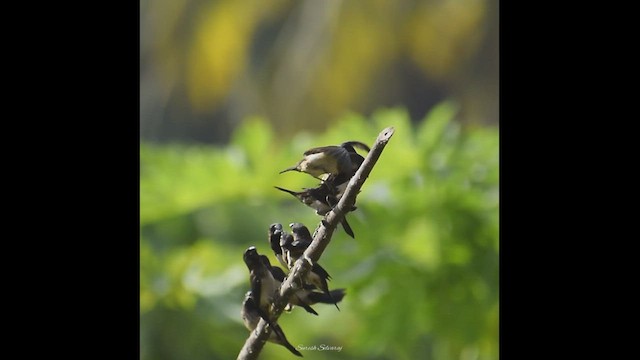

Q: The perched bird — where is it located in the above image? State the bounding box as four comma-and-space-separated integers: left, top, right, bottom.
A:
284, 223, 340, 310
340, 141, 368, 176
322, 170, 352, 199
241, 291, 303, 357
268, 223, 288, 269
274, 185, 334, 216
260, 254, 287, 282
279, 231, 309, 270
276, 140, 368, 238
273, 184, 356, 238
259, 252, 346, 316
279, 141, 370, 179
288, 288, 347, 315
242, 246, 282, 330
257, 253, 315, 313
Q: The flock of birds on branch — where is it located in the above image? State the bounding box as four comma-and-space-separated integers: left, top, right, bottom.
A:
240, 140, 371, 357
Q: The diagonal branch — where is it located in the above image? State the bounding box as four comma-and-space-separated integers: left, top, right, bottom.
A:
237, 127, 395, 360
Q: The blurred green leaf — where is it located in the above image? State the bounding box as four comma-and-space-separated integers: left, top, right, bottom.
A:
140, 104, 498, 360
417, 100, 459, 154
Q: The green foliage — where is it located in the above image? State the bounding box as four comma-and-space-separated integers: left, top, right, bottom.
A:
140, 103, 499, 360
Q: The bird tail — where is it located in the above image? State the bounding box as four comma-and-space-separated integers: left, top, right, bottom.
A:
279, 166, 299, 174
274, 186, 297, 196
295, 299, 319, 316
329, 290, 341, 311
342, 141, 371, 152
272, 323, 304, 357
341, 217, 355, 239
283, 341, 303, 357
306, 289, 347, 306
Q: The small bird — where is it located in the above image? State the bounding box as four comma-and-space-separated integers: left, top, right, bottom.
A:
242, 246, 282, 330
268, 223, 289, 269
260, 254, 287, 282
285, 223, 340, 310
273, 184, 356, 238
288, 288, 347, 315
274, 185, 334, 215
340, 141, 368, 176
279, 141, 370, 179
279, 231, 310, 270
259, 253, 345, 316
241, 291, 303, 357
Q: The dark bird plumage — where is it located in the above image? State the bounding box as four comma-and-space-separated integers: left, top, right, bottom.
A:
280, 228, 311, 270
259, 245, 346, 316
276, 140, 368, 238
241, 291, 303, 357
289, 288, 347, 314
242, 246, 282, 331
285, 223, 340, 310
273, 184, 355, 238
268, 223, 289, 268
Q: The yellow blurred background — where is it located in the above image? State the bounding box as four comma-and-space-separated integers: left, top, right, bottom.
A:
140, 0, 498, 144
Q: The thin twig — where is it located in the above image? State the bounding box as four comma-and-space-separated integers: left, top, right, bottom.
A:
236, 127, 395, 360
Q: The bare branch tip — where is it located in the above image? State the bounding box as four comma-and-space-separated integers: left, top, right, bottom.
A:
377, 126, 395, 142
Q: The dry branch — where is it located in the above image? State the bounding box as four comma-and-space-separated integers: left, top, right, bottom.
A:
237, 127, 395, 360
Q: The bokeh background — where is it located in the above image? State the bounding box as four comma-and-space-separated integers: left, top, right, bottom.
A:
140, 0, 499, 359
